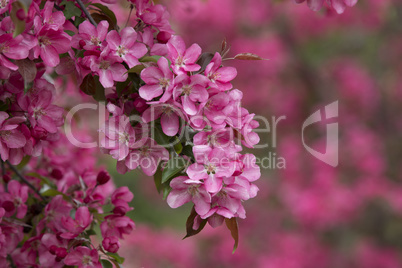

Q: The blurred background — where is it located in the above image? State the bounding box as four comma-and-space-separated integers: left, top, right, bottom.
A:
104, 0, 402, 267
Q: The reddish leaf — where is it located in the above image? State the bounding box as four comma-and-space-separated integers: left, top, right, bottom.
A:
183, 206, 207, 239
196, 52, 214, 73
225, 217, 239, 253
221, 38, 228, 53
16, 59, 37, 83
233, 53, 267, 61
80, 74, 96, 96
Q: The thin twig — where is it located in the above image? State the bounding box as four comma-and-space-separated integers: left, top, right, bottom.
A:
6, 161, 46, 201
125, 4, 134, 28
76, 0, 97, 26
1, 161, 4, 177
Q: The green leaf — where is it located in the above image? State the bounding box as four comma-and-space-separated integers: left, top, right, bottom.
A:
18, 0, 32, 11
0, 101, 9, 111
41, 189, 68, 199
153, 126, 170, 147
61, 1, 82, 19
93, 76, 106, 102
106, 252, 125, 264
161, 157, 186, 184
183, 206, 207, 239
85, 229, 97, 236
10, 2, 26, 37
225, 217, 239, 253
126, 64, 145, 74
153, 167, 163, 193
16, 155, 31, 170
139, 55, 162, 63
64, 30, 76, 36
25, 172, 52, 187
90, 3, 117, 26
115, 80, 130, 96
173, 138, 183, 154
162, 185, 171, 200
101, 259, 113, 268
74, 16, 85, 27
181, 145, 194, 159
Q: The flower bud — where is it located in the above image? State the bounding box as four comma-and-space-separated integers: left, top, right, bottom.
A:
2, 200, 15, 212
50, 169, 63, 180
102, 236, 120, 253
113, 206, 126, 216
96, 170, 110, 185
2, 174, 11, 183
16, 9, 26, 20
55, 247, 68, 259
157, 31, 171, 44
49, 245, 58, 255
79, 40, 86, 49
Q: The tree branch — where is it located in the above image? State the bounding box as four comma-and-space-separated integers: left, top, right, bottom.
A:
76, 0, 97, 26
6, 161, 46, 201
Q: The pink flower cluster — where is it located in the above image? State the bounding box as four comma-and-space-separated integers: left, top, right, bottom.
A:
0, 128, 135, 267
294, 0, 358, 13
85, 0, 263, 226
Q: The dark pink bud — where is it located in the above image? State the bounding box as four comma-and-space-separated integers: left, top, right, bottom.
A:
55, 247, 68, 259
96, 170, 110, 185
79, 40, 86, 49
49, 245, 58, 255
83, 196, 91, 204
50, 169, 63, 180
31, 126, 48, 140
113, 206, 126, 216
16, 9, 26, 20
133, 98, 148, 113
157, 31, 171, 44
2, 200, 15, 212
2, 174, 11, 183
102, 236, 120, 253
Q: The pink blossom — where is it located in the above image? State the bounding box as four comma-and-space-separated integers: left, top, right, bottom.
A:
0, 180, 28, 219
19, 89, 64, 134
100, 115, 136, 161
124, 138, 169, 176
0, 33, 31, 70
193, 128, 242, 158
139, 56, 174, 101
106, 27, 147, 68
100, 215, 135, 239
167, 35, 201, 75
173, 74, 209, 115
102, 236, 120, 253
205, 52, 237, 92
33, 25, 71, 67
88, 50, 128, 88
72, 20, 109, 51
294, 0, 358, 13
203, 92, 233, 128
0, 112, 27, 162
111, 186, 134, 215
64, 246, 101, 268
142, 103, 183, 136
61, 206, 92, 238
134, 0, 173, 33
187, 146, 235, 193
38, 1, 66, 30
167, 176, 211, 215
